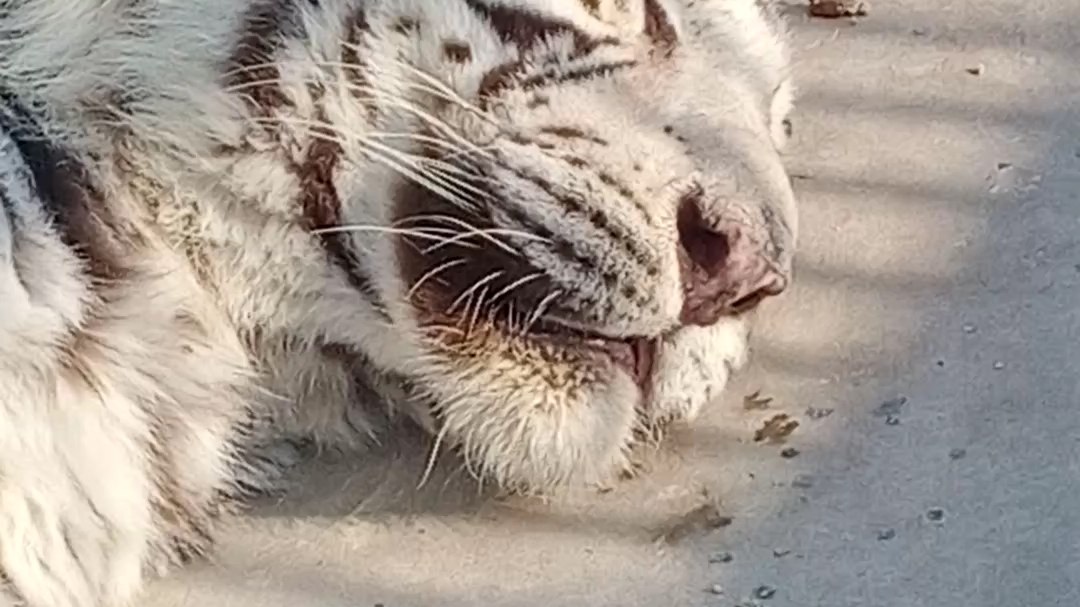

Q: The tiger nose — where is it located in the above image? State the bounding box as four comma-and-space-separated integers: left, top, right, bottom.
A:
676, 200, 789, 327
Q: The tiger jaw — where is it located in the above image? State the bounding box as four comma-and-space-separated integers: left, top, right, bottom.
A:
400, 278, 761, 491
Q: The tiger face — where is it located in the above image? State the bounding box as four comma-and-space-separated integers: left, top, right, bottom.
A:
308, 0, 798, 491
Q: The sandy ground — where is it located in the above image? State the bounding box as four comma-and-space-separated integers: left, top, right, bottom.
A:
144, 1, 1080, 605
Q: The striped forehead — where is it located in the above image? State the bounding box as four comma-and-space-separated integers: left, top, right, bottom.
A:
223, 0, 683, 81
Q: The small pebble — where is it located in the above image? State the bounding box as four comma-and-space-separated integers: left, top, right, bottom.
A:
877, 528, 896, 541
772, 548, 791, 558
709, 583, 725, 595
754, 585, 778, 600
949, 448, 967, 460
936, 360, 946, 368
806, 407, 834, 420
780, 447, 800, 459
963, 323, 977, 334
926, 507, 946, 522
792, 474, 814, 489
709, 515, 734, 529
875, 396, 907, 417
966, 63, 985, 76
885, 415, 901, 426
709, 551, 734, 564
912, 26, 929, 36
993, 361, 1006, 370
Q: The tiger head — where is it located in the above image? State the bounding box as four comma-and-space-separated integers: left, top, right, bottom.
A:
231, 0, 798, 492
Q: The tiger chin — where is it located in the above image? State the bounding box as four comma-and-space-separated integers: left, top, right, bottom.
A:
0, 0, 797, 605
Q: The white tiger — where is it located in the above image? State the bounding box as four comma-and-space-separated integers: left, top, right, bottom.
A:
0, 0, 797, 605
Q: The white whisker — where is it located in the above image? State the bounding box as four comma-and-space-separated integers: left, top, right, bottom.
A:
447, 270, 505, 316
407, 258, 468, 300
524, 290, 562, 335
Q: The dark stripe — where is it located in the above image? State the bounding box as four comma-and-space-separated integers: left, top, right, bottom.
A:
538, 126, 608, 146
477, 58, 634, 108
442, 39, 474, 63
518, 60, 637, 91
466, 1, 624, 105
0, 175, 14, 227
226, 0, 301, 113
579, 0, 602, 17
476, 59, 525, 107
643, 0, 679, 55
0, 87, 127, 282
494, 196, 598, 280
317, 9, 386, 313
392, 16, 421, 35
293, 126, 389, 318
340, 7, 377, 125
227, 3, 386, 316
595, 170, 653, 223
502, 161, 659, 293
463, 0, 600, 53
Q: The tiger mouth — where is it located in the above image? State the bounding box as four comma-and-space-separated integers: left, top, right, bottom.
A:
526, 318, 660, 395
416, 299, 660, 396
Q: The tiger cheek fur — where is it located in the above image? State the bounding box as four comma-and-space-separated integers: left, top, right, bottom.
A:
0, 0, 796, 605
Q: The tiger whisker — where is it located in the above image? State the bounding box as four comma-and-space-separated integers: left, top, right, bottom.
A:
446, 270, 505, 317
407, 258, 468, 300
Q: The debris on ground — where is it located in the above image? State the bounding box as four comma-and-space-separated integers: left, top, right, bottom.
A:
780, 447, 800, 459
744, 390, 775, 411
653, 494, 733, 544
949, 448, 967, 460
877, 528, 896, 541
806, 406, 835, 420
808, 0, 868, 19
966, 63, 985, 76
709, 551, 734, 564
772, 547, 791, 558
754, 584, 778, 600
886, 415, 901, 426
875, 396, 908, 417
926, 507, 946, 522
988, 162, 1042, 194
709, 583, 726, 595
792, 474, 815, 489
754, 414, 800, 443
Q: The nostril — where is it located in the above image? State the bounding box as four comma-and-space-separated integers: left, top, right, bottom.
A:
728, 272, 788, 313
677, 197, 728, 277
760, 273, 788, 297
676, 196, 789, 327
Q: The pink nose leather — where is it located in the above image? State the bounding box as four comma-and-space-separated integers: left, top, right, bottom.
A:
676, 200, 788, 326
